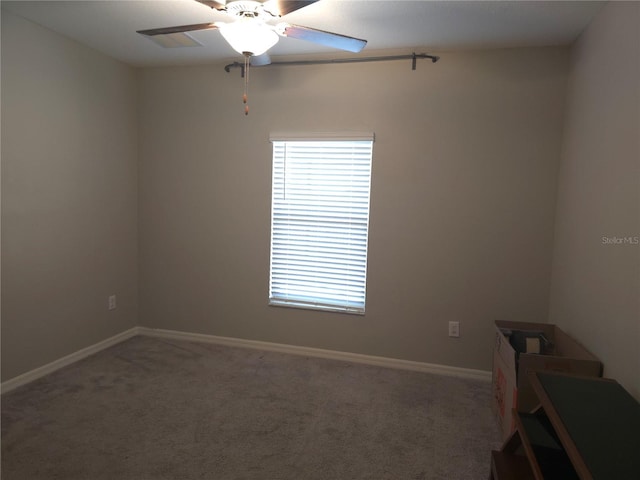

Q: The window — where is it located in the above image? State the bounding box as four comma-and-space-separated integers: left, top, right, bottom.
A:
269, 133, 374, 314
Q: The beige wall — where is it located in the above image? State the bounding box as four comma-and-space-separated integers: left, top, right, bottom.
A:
14, 9, 628, 380
1, 11, 139, 380
138, 47, 568, 371
549, 2, 640, 398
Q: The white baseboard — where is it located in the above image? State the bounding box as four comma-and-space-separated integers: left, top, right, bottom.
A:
138, 327, 492, 382
1, 327, 141, 394
2, 326, 491, 394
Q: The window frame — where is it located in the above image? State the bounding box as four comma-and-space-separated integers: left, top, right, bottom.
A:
268, 132, 374, 315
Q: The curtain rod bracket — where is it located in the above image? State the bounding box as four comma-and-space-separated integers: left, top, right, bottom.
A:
225, 61, 246, 77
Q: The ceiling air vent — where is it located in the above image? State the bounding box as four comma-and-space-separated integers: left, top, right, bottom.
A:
146, 32, 202, 48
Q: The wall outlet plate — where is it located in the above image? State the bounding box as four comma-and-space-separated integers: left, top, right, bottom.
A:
108, 295, 117, 310
448, 321, 460, 337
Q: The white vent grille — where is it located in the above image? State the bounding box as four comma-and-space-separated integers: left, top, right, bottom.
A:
146, 32, 202, 48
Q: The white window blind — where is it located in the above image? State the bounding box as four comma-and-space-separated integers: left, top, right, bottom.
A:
269, 137, 374, 314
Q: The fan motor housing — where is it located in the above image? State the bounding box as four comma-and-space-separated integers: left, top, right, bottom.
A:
226, 1, 270, 19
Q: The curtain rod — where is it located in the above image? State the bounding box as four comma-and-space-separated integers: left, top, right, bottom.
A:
224, 52, 439, 76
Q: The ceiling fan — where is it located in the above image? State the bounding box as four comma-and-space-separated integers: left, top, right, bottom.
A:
137, 0, 367, 58
138, 1, 366, 115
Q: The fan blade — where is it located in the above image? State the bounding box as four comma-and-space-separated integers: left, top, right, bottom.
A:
263, 1, 319, 16
251, 53, 272, 66
282, 24, 367, 53
195, 0, 227, 10
137, 23, 218, 36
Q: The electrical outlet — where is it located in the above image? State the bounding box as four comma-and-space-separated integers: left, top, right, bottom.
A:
108, 295, 117, 310
448, 321, 460, 338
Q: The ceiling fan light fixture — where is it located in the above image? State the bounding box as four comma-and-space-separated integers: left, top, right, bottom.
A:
218, 20, 279, 56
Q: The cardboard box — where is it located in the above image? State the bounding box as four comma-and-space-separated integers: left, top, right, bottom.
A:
491, 320, 602, 440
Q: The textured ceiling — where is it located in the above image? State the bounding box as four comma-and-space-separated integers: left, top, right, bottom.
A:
1, 0, 605, 67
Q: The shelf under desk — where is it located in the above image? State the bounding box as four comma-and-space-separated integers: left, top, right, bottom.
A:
516, 411, 579, 480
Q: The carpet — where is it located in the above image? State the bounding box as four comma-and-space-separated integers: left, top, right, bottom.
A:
1, 335, 500, 479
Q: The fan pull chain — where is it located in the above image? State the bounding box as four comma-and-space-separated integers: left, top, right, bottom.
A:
243, 53, 250, 116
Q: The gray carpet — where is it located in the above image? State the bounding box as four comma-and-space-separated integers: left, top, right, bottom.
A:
1, 335, 500, 479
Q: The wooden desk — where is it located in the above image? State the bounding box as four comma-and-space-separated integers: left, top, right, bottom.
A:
489, 371, 640, 480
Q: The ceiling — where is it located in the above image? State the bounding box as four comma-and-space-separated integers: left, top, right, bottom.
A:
1, 0, 605, 67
